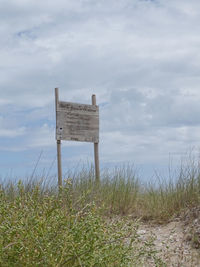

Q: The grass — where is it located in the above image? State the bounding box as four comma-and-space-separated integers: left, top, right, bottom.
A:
0, 180, 164, 266
63, 160, 200, 222
0, 157, 200, 266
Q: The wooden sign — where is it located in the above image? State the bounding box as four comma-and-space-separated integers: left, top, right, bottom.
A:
55, 88, 100, 189
56, 101, 99, 143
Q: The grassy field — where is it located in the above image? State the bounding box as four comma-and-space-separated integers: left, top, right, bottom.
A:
0, 159, 200, 266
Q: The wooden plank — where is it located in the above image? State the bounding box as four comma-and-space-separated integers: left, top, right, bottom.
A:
56, 100, 99, 143
58, 101, 98, 113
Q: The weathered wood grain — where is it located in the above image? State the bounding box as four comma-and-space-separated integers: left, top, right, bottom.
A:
92, 94, 100, 182
56, 100, 99, 143
55, 88, 62, 189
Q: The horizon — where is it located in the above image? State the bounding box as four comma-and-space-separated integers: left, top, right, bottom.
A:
1, 0, 200, 180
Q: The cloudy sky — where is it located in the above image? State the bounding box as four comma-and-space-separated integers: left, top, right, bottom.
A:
1, 0, 200, 180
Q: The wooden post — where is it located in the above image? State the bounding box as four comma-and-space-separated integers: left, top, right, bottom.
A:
55, 88, 62, 189
57, 140, 62, 189
92, 94, 100, 182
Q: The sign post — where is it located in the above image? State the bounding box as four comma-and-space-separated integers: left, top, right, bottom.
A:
55, 88, 100, 188
92, 95, 100, 182
55, 88, 62, 189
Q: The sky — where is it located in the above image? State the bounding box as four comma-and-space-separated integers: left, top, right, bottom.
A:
1, 0, 200, 181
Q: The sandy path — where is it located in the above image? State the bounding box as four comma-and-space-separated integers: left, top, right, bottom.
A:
137, 220, 200, 266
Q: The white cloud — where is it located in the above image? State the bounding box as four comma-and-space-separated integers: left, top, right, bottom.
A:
26, 124, 54, 148
0, 127, 26, 138
0, 115, 26, 136
1, 0, 200, 176
0, 98, 13, 106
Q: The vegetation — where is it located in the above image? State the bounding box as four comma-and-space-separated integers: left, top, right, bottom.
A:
0, 156, 200, 266
65, 160, 200, 222
0, 180, 164, 266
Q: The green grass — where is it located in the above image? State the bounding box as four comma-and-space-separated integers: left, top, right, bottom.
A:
0, 180, 164, 266
0, 158, 200, 266
63, 162, 200, 222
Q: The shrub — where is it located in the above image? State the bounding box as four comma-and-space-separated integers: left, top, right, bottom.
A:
0, 181, 163, 266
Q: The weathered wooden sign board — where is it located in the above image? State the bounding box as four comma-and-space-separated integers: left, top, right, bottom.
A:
56, 101, 99, 143
55, 88, 100, 189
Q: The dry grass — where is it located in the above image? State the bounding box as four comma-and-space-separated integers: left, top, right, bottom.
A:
61, 160, 200, 223
2, 157, 200, 223
1, 156, 200, 266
